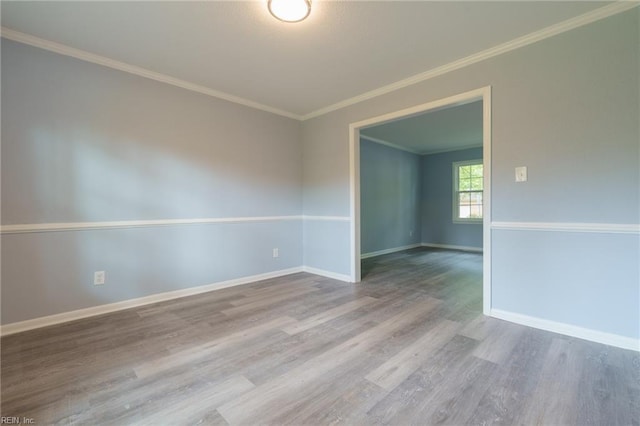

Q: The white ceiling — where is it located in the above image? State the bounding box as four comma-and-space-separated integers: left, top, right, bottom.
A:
1, 1, 610, 118
361, 100, 483, 154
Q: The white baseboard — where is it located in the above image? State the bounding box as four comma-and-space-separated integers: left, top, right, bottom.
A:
302, 266, 352, 283
421, 243, 483, 253
490, 309, 639, 352
360, 243, 421, 259
0, 267, 304, 336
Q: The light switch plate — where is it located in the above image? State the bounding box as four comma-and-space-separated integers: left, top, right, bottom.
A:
515, 166, 527, 182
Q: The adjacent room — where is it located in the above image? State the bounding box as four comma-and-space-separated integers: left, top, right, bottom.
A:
1, 1, 638, 424
359, 101, 484, 253
359, 100, 485, 323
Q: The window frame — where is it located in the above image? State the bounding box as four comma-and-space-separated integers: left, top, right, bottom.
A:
452, 159, 484, 224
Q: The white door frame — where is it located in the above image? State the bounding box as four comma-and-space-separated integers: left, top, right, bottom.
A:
348, 86, 492, 315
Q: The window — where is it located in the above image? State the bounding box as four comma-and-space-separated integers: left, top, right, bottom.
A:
453, 160, 483, 222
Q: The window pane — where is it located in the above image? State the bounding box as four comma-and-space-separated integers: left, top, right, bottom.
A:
459, 178, 471, 191
459, 166, 471, 180
470, 177, 483, 190
459, 205, 471, 218
455, 161, 483, 221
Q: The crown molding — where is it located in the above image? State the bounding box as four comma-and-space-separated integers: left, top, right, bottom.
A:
423, 143, 483, 156
0, 27, 303, 120
2, 2, 636, 122
360, 134, 482, 156
359, 134, 421, 155
300, 1, 639, 120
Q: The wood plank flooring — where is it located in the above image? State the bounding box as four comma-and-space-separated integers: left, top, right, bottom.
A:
1, 248, 638, 425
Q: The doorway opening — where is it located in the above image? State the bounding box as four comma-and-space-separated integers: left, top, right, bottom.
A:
348, 87, 492, 315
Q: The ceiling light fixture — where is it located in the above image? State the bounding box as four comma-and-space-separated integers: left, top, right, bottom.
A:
268, 0, 311, 23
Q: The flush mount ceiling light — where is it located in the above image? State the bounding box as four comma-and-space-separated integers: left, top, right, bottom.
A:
268, 0, 311, 23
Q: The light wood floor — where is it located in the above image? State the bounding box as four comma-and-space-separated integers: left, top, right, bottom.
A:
1, 248, 638, 425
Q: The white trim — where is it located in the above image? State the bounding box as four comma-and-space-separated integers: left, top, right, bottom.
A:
482, 90, 492, 316
359, 134, 482, 156
358, 135, 421, 155
0, 216, 303, 234
491, 221, 640, 234
490, 309, 639, 352
349, 86, 492, 316
350, 124, 362, 282
349, 88, 485, 131
0, 27, 301, 121
3, 3, 635, 123
423, 143, 483, 156
302, 215, 350, 222
421, 243, 483, 253
301, 2, 638, 120
361, 243, 421, 259
0, 267, 304, 336
302, 266, 352, 283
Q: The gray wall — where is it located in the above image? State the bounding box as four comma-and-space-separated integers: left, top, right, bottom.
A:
422, 147, 483, 249
302, 10, 639, 340
360, 139, 421, 255
302, 114, 351, 277
1, 40, 302, 324
492, 231, 639, 339
2, 9, 638, 343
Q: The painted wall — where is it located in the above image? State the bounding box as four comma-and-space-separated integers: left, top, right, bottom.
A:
360, 139, 421, 255
302, 114, 351, 280
301, 10, 639, 341
1, 8, 638, 346
1, 40, 303, 324
359, 142, 482, 254
422, 147, 483, 249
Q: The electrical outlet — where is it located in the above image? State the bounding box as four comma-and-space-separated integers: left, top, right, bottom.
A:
410, 230, 414, 237
94, 271, 105, 286
272, 248, 279, 258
